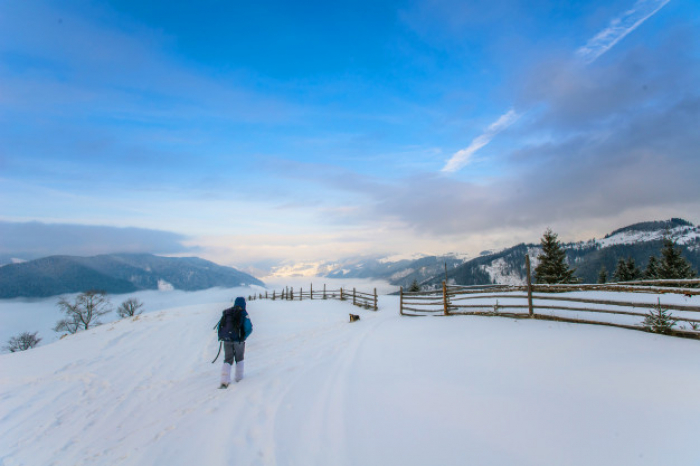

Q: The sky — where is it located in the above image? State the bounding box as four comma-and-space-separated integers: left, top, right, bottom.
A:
1, 0, 699, 274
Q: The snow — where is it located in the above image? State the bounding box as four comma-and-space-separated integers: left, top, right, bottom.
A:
157, 279, 174, 291
481, 258, 525, 286
389, 267, 415, 280
2, 289, 700, 466
596, 225, 700, 249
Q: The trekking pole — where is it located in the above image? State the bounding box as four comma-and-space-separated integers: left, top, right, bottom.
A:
211, 341, 222, 363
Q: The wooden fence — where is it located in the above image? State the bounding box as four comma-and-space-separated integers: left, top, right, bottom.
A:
400, 258, 700, 338
250, 284, 378, 311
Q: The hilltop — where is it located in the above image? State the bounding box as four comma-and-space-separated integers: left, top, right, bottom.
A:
2, 295, 699, 465
0, 253, 263, 298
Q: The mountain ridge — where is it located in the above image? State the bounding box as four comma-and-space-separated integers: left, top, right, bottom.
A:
0, 253, 264, 299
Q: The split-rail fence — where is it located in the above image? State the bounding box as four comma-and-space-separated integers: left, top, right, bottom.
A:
250, 284, 378, 311
400, 257, 700, 338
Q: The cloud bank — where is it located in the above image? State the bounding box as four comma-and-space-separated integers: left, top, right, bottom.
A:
0, 222, 194, 259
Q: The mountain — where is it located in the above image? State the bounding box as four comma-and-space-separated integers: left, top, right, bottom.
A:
264, 253, 470, 287
313, 254, 469, 288
421, 218, 700, 288
0, 253, 264, 298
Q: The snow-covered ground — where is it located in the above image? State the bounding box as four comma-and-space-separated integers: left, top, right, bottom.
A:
596, 224, 700, 249
2, 290, 700, 466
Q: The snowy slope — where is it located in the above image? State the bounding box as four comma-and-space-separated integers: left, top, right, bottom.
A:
2, 294, 700, 466
597, 223, 700, 249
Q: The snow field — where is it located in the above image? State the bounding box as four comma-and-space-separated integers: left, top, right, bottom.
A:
2, 294, 700, 466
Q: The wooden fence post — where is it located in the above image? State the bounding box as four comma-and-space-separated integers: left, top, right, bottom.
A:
323, 284, 326, 299
526, 255, 534, 317
400, 286, 404, 315
340, 287, 344, 301
374, 288, 377, 311
300, 287, 302, 301
310, 283, 313, 300
443, 281, 449, 315
353, 288, 356, 306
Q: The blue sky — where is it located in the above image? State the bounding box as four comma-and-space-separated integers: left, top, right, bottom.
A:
1, 0, 699, 273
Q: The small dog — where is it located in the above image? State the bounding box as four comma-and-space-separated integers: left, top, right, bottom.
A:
349, 313, 360, 323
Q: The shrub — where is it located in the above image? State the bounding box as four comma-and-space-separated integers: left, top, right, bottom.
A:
5, 331, 42, 352
642, 300, 677, 334
117, 298, 144, 318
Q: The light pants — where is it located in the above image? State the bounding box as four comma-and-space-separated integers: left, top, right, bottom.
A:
221, 341, 245, 384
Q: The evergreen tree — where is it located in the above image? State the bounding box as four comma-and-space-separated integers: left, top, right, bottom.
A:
613, 257, 642, 282
644, 256, 659, 279
613, 258, 630, 282
626, 258, 642, 280
534, 229, 577, 284
597, 266, 607, 284
656, 238, 697, 279
408, 279, 421, 292
642, 300, 677, 334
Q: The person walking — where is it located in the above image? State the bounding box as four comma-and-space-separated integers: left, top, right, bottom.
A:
215, 297, 253, 389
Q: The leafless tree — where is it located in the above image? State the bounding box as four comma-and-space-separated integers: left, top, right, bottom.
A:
117, 298, 144, 318
5, 331, 42, 352
54, 290, 112, 334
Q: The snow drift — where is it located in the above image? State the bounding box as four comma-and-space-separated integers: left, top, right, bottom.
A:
2, 294, 700, 466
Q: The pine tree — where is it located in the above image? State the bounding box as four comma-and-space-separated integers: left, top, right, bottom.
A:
534, 228, 577, 284
626, 258, 642, 280
408, 279, 421, 292
613, 258, 630, 282
656, 238, 697, 280
644, 256, 659, 279
613, 257, 642, 282
642, 299, 677, 334
597, 266, 607, 284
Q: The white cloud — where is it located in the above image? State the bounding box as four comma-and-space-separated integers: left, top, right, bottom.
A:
442, 109, 520, 173
575, 0, 671, 64
442, 0, 671, 175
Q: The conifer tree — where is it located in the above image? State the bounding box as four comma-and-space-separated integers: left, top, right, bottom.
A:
644, 256, 659, 279
597, 266, 607, 284
613, 257, 642, 282
656, 239, 697, 279
534, 228, 577, 284
626, 258, 642, 280
408, 279, 421, 292
613, 258, 630, 282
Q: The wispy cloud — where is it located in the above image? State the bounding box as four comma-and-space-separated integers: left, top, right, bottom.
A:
0, 221, 194, 257
441, 109, 520, 173
442, 0, 671, 174
576, 0, 671, 64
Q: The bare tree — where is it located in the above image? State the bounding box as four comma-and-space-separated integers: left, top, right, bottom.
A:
54, 290, 112, 334
5, 331, 42, 352
117, 298, 144, 318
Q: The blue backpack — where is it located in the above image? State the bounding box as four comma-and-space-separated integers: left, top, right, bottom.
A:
217, 297, 252, 342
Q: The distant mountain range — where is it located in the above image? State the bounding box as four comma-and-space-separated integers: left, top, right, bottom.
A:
0, 253, 264, 299
424, 218, 700, 288
266, 253, 471, 288
293, 218, 700, 289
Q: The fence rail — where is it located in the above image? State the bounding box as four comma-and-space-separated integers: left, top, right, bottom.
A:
400, 257, 700, 338
251, 284, 378, 311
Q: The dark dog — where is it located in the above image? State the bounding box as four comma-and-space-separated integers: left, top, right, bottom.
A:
349, 313, 360, 323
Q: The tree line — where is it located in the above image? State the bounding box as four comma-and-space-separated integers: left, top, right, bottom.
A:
4, 291, 144, 353
535, 229, 697, 285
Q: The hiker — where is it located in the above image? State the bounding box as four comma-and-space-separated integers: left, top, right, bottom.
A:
216, 297, 253, 389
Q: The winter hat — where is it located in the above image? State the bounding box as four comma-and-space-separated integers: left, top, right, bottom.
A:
234, 297, 246, 310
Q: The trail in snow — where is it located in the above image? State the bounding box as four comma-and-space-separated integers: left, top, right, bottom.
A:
2, 295, 700, 466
